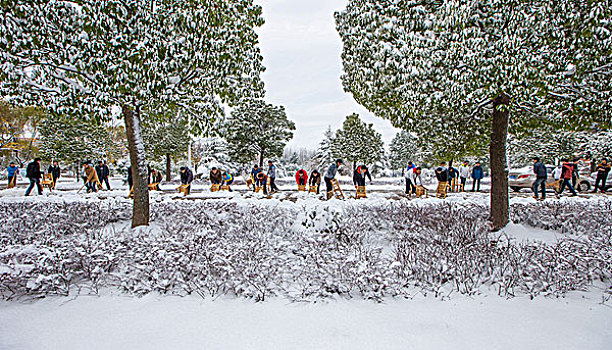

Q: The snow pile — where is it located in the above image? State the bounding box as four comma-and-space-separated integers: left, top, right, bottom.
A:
0, 198, 610, 301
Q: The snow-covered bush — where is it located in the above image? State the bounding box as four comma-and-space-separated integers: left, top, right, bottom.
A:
0, 198, 610, 301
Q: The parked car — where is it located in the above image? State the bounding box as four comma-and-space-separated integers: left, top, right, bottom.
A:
583, 172, 612, 192
508, 166, 557, 192
508, 165, 593, 193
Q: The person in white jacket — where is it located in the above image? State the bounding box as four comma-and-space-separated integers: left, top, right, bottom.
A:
406, 167, 422, 195
552, 163, 562, 180
458, 160, 471, 191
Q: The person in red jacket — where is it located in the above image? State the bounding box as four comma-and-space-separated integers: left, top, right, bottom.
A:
557, 158, 578, 197
295, 169, 308, 186
256, 172, 268, 195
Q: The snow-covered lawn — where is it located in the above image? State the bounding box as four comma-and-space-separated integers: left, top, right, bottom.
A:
1, 181, 610, 349
1, 292, 610, 350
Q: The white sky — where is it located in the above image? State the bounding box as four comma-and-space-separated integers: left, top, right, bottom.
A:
254, 0, 399, 150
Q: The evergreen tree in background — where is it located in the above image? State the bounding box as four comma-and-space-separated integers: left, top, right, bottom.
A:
508, 131, 612, 168
389, 130, 419, 175
0, 101, 46, 161
143, 117, 190, 182
191, 137, 235, 176
332, 113, 384, 171
39, 114, 119, 173
311, 126, 338, 172
223, 100, 295, 167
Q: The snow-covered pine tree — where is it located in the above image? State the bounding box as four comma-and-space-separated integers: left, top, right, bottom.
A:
332, 113, 384, 171
223, 99, 295, 167
142, 117, 190, 181
1, 0, 265, 226
336, 0, 611, 230
311, 126, 339, 172
191, 137, 235, 176
389, 130, 420, 175
39, 114, 119, 173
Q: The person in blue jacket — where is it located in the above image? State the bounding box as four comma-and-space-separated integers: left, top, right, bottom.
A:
6, 162, 19, 187
267, 161, 279, 192
471, 162, 484, 192
221, 171, 234, 192
251, 164, 262, 192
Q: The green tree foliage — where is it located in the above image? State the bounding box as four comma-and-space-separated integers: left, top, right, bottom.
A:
2, 0, 266, 226
335, 0, 611, 230
311, 126, 339, 172
223, 100, 295, 167
143, 117, 189, 180
332, 113, 384, 169
38, 115, 119, 166
191, 137, 235, 175
389, 130, 419, 173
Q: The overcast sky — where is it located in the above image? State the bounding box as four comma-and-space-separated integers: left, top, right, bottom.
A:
253, 0, 399, 150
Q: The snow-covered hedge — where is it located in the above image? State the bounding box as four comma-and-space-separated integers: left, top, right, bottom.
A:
0, 199, 610, 301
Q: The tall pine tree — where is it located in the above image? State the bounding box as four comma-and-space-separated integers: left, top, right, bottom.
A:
223, 99, 295, 167
333, 113, 384, 170
389, 130, 419, 176
311, 126, 338, 171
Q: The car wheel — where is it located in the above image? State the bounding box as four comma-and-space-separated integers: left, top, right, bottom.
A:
577, 181, 590, 192
511, 186, 522, 192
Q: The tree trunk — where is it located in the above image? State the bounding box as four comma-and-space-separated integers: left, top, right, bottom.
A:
166, 153, 171, 182
258, 152, 264, 167
490, 93, 510, 231
123, 103, 150, 228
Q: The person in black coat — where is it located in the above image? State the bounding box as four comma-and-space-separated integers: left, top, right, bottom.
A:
435, 162, 450, 182
180, 166, 194, 194
127, 166, 133, 189
531, 157, 548, 200
150, 169, 163, 190
435, 162, 450, 197
95, 161, 111, 190
25, 158, 43, 196
593, 159, 610, 193
47, 161, 61, 188
353, 165, 372, 187
571, 156, 580, 188
309, 170, 321, 194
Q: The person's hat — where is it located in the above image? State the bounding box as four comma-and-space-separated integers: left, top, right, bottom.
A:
336, 159, 343, 164
212, 167, 217, 170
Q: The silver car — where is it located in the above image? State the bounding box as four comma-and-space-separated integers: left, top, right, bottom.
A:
508, 165, 592, 192
508, 166, 557, 192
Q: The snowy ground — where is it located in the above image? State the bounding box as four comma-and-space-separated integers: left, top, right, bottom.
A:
1, 292, 611, 350
0, 175, 604, 203
1, 176, 611, 349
